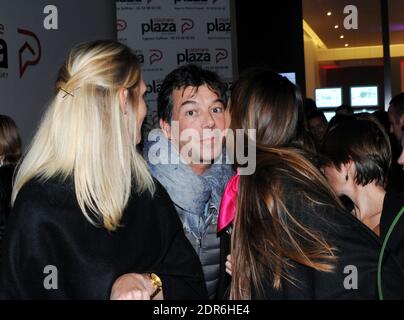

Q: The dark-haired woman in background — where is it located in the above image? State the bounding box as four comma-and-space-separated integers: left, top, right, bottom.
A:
222, 69, 404, 299
0, 115, 22, 244
322, 117, 404, 269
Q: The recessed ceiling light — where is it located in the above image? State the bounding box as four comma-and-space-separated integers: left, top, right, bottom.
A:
327, 11, 332, 16
345, 43, 349, 47
340, 35, 345, 39
334, 25, 339, 29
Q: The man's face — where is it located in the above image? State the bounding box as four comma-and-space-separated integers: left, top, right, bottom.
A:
309, 117, 327, 142
388, 106, 404, 142
162, 85, 226, 164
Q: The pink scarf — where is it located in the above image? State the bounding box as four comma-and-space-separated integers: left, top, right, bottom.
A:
217, 173, 240, 233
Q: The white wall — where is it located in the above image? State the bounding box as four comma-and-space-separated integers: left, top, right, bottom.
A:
0, 0, 116, 146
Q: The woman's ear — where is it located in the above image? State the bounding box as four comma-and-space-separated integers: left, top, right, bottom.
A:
342, 160, 355, 182
160, 119, 171, 140
119, 88, 129, 115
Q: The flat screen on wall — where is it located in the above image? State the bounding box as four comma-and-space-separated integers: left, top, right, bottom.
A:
350, 86, 378, 107
315, 88, 342, 108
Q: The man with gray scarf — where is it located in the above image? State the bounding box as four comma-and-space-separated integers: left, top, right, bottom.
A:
143, 65, 234, 299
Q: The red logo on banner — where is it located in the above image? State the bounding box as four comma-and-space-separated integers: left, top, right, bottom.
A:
215, 48, 228, 63
18, 28, 41, 78
117, 19, 127, 32
149, 49, 163, 65
181, 18, 194, 34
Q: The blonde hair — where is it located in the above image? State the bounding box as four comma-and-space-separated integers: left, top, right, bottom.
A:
12, 40, 155, 231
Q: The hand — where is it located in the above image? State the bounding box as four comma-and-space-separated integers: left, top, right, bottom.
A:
110, 273, 154, 300
225, 254, 232, 276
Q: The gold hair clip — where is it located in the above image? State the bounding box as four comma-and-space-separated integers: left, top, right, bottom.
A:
60, 88, 74, 98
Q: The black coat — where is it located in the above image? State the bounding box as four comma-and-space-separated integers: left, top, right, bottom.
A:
253, 177, 404, 300
380, 191, 404, 270
0, 177, 208, 300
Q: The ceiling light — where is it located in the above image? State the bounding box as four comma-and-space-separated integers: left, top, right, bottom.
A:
340, 35, 345, 39
334, 25, 339, 29
345, 43, 349, 47
327, 11, 332, 16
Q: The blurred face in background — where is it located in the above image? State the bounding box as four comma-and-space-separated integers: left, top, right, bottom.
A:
309, 116, 328, 143
388, 105, 404, 142
398, 134, 404, 170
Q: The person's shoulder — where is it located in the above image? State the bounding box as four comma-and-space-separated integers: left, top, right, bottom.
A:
0, 165, 14, 192
381, 191, 404, 237
12, 177, 75, 223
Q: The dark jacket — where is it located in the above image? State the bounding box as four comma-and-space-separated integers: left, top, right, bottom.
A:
253, 176, 404, 300
0, 165, 14, 244
0, 177, 208, 300
380, 191, 404, 270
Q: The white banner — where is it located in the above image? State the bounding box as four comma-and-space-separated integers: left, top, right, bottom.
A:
116, 0, 234, 128
0, 0, 116, 145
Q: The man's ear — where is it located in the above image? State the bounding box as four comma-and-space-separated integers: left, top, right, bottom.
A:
160, 118, 171, 140
119, 88, 129, 115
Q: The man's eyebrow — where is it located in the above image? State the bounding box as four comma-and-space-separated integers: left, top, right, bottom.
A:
179, 98, 224, 108
180, 100, 197, 108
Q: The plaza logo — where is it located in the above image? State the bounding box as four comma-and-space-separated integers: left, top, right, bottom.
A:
18, 28, 42, 78
207, 18, 231, 34
146, 79, 163, 95
177, 48, 229, 65
117, 19, 127, 32
0, 23, 7, 70
141, 19, 176, 35
141, 18, 194, 36
149, 49, 163, 65
181, 18, 194, 34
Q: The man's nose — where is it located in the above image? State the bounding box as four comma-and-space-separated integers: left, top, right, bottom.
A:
202, 112, 215, 128
398, 155, 404, 167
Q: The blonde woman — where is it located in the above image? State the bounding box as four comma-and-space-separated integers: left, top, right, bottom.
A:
0, 41, 207, 300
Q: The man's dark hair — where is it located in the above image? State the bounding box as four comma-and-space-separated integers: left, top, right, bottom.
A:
389, 92, 404, 119
322, 117, 392, 188
157, 64, 227, 123
307, 110, 328, 124
335, 104, 353, 115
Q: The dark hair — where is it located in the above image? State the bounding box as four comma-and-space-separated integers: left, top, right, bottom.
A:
0, 115, 22, 166
229, 68, 311, 150
322, 118, 391, 188
157, 64, 227, 123
327, 114, 354, 133
307, 110, 328, 124
335, 104, 353, 115
229, 69, 339, 298
389, 92, 404, 119
372, 110, 390, 134
303, 98, 317, 116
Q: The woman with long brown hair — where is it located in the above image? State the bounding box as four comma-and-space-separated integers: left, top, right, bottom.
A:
222, 69, 404, 299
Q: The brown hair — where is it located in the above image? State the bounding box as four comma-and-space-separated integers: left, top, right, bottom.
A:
0, 115, 22, 166
322, 116, 391, 189
229, 69, 341, 299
